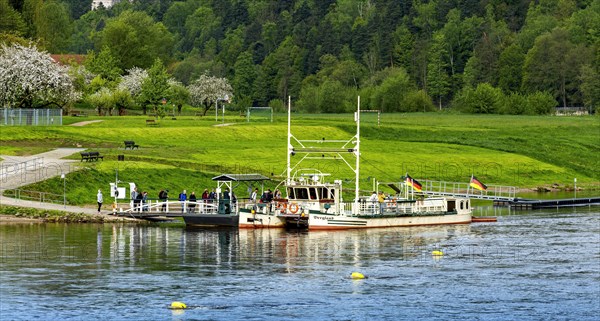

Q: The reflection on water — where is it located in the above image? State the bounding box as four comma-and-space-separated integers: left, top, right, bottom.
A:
1, 208, 599, 320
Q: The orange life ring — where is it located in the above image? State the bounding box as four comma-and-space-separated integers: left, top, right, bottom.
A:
277, 202, 287, 213
289, 203, 299, 214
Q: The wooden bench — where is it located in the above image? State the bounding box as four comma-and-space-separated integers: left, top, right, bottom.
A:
71, 110, 88, 117
124, 141, 139, 149
80, 151, 104, 162
146, 119, 158, 126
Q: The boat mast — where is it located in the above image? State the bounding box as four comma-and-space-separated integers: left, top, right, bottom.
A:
286, 95, 292, 185
354, 96, 360, 211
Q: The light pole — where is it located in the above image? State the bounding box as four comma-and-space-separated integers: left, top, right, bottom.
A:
60, 173, 66, 208
215, 95, 230, 123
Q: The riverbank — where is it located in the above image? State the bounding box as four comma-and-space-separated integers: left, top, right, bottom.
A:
0, 205, 138, 223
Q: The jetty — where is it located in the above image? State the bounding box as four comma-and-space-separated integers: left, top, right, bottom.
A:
507, 197, 600, 209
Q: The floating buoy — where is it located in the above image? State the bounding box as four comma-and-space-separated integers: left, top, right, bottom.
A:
170, 301, 187, 309
351, 272, 366, 279
432, 250, 444, 256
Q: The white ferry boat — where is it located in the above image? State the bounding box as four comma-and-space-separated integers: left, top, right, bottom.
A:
238, 97, 472, 230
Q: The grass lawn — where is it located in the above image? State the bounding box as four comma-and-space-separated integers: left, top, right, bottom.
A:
1, 112, 598, 205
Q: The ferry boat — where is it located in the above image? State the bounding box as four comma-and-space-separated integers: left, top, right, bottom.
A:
182, 173, 272, 228
238, 97, 472, 230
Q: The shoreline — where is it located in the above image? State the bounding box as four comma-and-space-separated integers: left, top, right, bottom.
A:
0, 205, 141, 224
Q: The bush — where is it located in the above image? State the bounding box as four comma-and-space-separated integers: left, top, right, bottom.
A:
453, 83, 504, 114
527, 91, 557, 115
500, 92, 531, 115
402, 90, 436, 112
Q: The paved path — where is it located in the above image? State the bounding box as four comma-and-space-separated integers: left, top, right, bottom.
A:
0, 148, 84, 190
0, 148, 132, 220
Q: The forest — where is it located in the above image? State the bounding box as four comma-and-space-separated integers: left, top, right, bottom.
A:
0, 0, 599, 114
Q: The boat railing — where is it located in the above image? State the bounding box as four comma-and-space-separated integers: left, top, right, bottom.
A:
117, 199, 222, 214
244, 202, 279, 216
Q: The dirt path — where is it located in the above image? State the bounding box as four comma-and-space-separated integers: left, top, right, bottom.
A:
69, 120, 103, 126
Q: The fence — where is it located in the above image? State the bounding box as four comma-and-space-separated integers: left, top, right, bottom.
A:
1, 188, 64, 204
0, 108, 63, 126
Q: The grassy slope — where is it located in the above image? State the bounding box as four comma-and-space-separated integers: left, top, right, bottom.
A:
1, 113, 598, 205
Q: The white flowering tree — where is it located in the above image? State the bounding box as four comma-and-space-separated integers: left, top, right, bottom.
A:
0, 43, 80, 109
118, 67, 148, 98
188, 74, 233, 116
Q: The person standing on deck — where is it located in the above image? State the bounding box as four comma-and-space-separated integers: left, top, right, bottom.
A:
159, 189, 168, 211
178, 190, 187, 213
97, 189, 103, 213
202, 189, 209, 203
142, 191, 148, 211
251, 188, 258, 203
188, 192, 197, 213
378, 191, 385, 214
369, 191, 378, 212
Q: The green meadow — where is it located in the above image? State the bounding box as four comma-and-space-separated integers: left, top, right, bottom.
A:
1, 113, 598, 205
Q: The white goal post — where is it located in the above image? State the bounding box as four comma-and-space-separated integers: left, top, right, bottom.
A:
246, 107, 273, 122
360, 109, 381, 126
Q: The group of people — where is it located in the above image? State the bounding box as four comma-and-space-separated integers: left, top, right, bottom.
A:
96, 185, 277, 214
251, 188, 282, 203
369, 191, 387, 213
130, 187, 149, 212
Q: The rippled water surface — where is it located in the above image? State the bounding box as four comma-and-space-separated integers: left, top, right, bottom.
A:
1, 208, 599, 320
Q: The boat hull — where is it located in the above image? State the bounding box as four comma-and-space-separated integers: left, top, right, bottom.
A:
181, 214, 239, 227
238, 209, 286, 228
307, 212, 472, 230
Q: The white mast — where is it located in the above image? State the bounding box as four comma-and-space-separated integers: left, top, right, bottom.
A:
286, 96, 292, 184
354, 96, 360, 211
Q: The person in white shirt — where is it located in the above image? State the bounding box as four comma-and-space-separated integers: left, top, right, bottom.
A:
97, 189, 103, 213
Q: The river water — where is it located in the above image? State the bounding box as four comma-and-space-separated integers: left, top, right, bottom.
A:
1, 207, 598, 320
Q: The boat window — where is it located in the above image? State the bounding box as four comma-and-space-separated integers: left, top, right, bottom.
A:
294, 188, 309, 200
329, 188, 335, 198
287, 187, 295, 199
466, 201, 469, 210
460, 201, 464, 210
309, 188, 317, 200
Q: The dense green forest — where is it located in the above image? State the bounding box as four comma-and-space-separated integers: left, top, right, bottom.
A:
1, 0, 599, 114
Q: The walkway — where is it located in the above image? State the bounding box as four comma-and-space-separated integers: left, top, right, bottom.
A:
0, 148, 132, 220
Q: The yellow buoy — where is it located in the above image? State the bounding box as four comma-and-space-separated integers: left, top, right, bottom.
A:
170, 301, 187, 309
351, 272, 366, 279
432, 250, 444, 256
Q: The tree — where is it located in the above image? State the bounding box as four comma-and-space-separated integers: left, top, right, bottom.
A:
85, 46, 122, 84
579, 64, 600, 112
0, 0, 26, 36
34, 0, 72, 53
522, 28, 592, 106
453, 83, 504, 114
95, 10, 174, 70
498, 44, 525, 93
118, 67, 148, 99
427, 32, 451, 109
86, 87, 112, 116
233, 50, 257, 104
0, 43, 79, 108
188, 73, 233, 116
371, 67, 413, 112
165, 79, 190, 115
138, 58, 170, 115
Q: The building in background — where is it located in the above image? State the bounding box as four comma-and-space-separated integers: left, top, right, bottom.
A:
92, 0, 123, 10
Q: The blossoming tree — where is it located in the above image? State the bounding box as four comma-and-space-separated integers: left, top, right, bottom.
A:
0, 43, 79, 109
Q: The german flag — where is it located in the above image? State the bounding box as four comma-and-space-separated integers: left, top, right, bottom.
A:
470, 175, 488, 191
405, 174, 422, 192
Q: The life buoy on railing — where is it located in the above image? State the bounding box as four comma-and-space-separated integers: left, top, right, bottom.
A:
277, 202, 287, 213
289, 203, 299, 214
